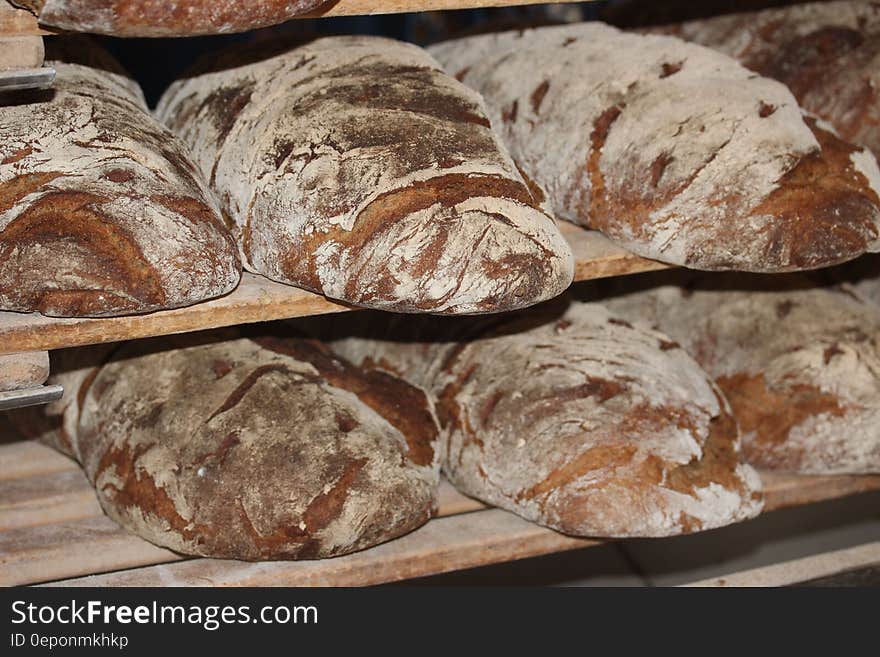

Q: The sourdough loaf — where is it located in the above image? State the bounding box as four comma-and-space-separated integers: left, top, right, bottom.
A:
649, 1, 880, 156
603, 274, 880, 474
429, 23, 880, 272
321, 301, 764, 537
157, 36, 573, 315
12, 1, 329, 37
0, 350, 48, 392
54, 331, 440, 560
0, 44, 241, 317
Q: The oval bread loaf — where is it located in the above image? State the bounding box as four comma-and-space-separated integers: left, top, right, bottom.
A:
320, 301, 764, 537
429, 22, 880, 272
651, 1, 880, 156
64, 332, 441, 560
157, 35, 574, 315
603, 274, 880, 475
0, 45, 241, 317
13, 1, 330, 37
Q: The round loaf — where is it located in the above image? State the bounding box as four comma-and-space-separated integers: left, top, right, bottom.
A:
430, 22, 880, 272
157, 36, 573, 315
0, 50, 241, 317
73, 333, 440, 560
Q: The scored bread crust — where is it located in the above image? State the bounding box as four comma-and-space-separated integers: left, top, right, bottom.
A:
0, 53, 241, 318
604, 275, 880, 475
650, 0, 880, 157
321, 301, 763, 537
14, 0, 330, 37
429, 22, 880, 272
67, 332, 441, 560
156, 35, 573, 315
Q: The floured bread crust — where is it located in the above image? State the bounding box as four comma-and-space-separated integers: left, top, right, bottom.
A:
652, 1, 880, 156
604, 275, 880, 474
157, 36, 573, 315
0, 351, 48, 392
430, 22, 880, 272
0, 51, 241, 317
316, 301, 763, 537
63, 333, 440, 560
15, 1, 329, 37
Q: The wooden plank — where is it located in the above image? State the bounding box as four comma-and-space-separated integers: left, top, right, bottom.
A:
2, 440, 877, 586
759, 471, 880, 511
0, 2, 54, 36
2, 0, 594, 36
47, 509, 595, 587
0, 468, 101, 530
0, 515, 176, 585
0, 226, 665, 356
683, 542, 880, 587
303, 0, 592, 19
0, 440, 76, 481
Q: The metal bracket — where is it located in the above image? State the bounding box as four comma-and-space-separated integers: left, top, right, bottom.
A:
0, 384, 62, 411
0, 65, 54, 92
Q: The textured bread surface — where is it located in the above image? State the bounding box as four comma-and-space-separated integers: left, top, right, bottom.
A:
0, 350, 49, 392
14, 0, 329, 37
319, 301, 763, 537
430, 22, 880, 272
157, 35, 573, 315
602, 273, 880, 475
40, 331, 440, 560
652, 1, 880, 156
0, 46, 241, 317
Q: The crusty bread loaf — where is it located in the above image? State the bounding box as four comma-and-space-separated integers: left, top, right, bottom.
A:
320, 301, 763, 537
51, 331, 440, 560
0, 46, 241, 317
430, 22, 880, 272
12, 0, 329, 37
649, 1, 880, 156
157, 35, 573, 315
602, 274, 880, 474
0, 350, 48, 392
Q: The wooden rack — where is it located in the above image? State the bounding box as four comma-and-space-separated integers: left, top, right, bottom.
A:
0, 224, 666, 356
2, 441, 878, 586
2, 0, 879, 587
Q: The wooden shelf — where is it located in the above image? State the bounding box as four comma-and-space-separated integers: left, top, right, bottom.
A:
303, 0, 589, 19
0, 224, 666, 356
0, 1, 591, 37
1, 441, 877, 587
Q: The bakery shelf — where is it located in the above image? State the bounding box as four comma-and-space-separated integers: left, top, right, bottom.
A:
1, 441, 877, 587
684, 542, 880, 587
0, 223, 667, 356
0, 1, 593, 37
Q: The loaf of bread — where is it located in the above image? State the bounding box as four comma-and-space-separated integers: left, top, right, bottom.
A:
651, 1, 880, 156
430, 23, 880, 272
321, 301, 763, 537
43, 331, 440, 560
12, 0, 329, 37
157, 36, 573, 315
0, 350, 48, 392
603, 274, 880, 474
0, 44, 241, 317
